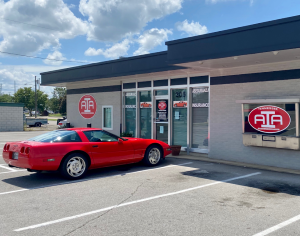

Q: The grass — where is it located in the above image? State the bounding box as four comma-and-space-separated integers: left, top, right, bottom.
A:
49, 113, 64, 117
48, 118, 58, 121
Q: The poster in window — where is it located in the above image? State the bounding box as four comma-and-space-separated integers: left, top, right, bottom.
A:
156, 100, 168, 122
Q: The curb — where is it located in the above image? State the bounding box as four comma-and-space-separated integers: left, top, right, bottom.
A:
169, 154, 300, 176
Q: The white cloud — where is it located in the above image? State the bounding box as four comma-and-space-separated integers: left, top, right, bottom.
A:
176, 20, 208, 36
0, 0, 88, 56
133, 28, 172, 56
0, 64, 70, 95
79, 0, 182, 42
206, 0, 254, 4
85, 39, 130, 59
0, 68, 35, 94
43, 51, 66, 66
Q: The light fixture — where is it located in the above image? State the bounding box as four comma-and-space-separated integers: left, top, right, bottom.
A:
198, 61, 203, 65
234, 56, 238, 60
273, 51, 279, 55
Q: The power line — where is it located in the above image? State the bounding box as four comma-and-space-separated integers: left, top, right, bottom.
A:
0, 17, 62, 32
0, 51, 89, 64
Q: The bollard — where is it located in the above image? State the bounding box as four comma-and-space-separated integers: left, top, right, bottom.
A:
66, 122, 70, 128
87, 123, 92, 128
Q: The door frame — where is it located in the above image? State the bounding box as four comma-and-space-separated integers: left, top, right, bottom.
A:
153, 92, 170, 145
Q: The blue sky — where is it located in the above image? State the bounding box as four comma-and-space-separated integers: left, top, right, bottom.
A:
0, 0, 299, 96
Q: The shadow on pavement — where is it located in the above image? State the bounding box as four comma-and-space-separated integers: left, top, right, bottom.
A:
182, 168, 300, 196
1, 159, 176, 190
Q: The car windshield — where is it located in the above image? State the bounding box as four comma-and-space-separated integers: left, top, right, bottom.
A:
28, 130, 81, 143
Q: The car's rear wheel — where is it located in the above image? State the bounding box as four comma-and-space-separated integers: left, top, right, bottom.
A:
60, 153, 88, 179
143, 145, 162, 166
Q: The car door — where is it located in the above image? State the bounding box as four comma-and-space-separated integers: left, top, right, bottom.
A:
83, 130, 135, 167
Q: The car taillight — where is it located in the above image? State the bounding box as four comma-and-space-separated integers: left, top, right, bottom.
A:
3, 144, 7, 151
59, 122, 62, 125
20, 147, 25, 153
25, 147, 30, 154
6, 144, 10, 151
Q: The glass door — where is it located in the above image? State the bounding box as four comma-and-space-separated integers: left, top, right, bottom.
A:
154, 90, 169, 144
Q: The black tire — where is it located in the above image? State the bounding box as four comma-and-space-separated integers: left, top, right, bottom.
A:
59, 153, 88, 180
35, 123, 41, 127
143, 145, 163, 166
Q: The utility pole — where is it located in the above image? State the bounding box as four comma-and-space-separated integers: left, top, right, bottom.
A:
35, 76, 37, 118
0, 84, 2, 95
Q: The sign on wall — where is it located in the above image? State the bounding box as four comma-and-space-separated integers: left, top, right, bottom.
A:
79, 95, 97, 119
248, 105, 291, 134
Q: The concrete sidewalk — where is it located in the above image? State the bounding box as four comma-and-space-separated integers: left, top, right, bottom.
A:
170, 151, 300, 176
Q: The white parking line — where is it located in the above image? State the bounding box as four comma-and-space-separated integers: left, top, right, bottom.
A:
252, 214, 300, 236
0, 164, 16, 171
14, 172, 261, 232
0, 162, 193, 196
0, 170, 26, 175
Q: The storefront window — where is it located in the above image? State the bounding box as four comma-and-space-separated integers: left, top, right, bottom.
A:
192, 87, 209, 150
243, 104, 296, 136
155, 90, 168, 96
124, 92, 136, 137
172, 89, 187, 146
140, 91, 152, 139
103, 106, 112, 129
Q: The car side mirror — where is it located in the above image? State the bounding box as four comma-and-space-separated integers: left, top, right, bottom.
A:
118, 138, 123, 143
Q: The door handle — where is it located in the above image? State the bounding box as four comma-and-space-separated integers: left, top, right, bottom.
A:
92, 145, 98, 148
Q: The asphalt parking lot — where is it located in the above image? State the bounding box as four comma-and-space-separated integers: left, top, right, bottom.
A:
1, 132, 300, 236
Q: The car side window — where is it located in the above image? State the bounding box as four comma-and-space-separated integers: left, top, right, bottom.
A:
83, 131, 118, 142
52, 131, 82, 142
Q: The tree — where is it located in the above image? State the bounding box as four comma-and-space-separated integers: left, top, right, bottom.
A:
48, 88, 66, 115
14, 87, 35, 115
14, 87, 48, 116
37, 90, 48, 114
0, 94, 14, 103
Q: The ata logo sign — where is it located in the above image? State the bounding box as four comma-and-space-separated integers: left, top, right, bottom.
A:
248, 105, 291, 133
158, 101, 167, 110
79, 95, 97, 119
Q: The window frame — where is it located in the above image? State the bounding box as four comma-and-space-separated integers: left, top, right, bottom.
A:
102, 105, 113, 130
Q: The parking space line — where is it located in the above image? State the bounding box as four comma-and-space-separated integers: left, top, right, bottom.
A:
0, 162, 193, 196
0, 164, 16, 171
252, 213, 300, 236
0, 170, 26, 175
14, 172, 261, 232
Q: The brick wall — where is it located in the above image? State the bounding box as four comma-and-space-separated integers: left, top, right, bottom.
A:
209, 78, 300, 171
0, 106, 24, 132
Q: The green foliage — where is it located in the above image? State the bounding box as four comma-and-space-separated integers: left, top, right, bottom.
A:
13, 87, 48, 116
0, 94, 14, 103
14, 87, 35, 113
37, 90, 48, 114
48, 88, 66, 115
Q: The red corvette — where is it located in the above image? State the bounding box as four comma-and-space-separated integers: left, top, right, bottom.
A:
2, 128, 172, 179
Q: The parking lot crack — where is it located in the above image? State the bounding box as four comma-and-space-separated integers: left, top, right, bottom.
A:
62, 181, 146, 236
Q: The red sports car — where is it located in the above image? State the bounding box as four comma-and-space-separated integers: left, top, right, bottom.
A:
2, 128, 172, 179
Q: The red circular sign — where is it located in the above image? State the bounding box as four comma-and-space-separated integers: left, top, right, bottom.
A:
78, 95, 97, 119
248, 105, 291, 133
158, 101, 167, 110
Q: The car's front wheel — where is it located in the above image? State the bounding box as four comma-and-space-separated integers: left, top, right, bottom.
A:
143, 145, 162, 166
60, 153, 88, 179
